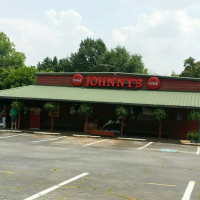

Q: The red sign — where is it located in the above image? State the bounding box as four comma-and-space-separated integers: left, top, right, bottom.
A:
147, 77, 160, 90
72, 74, 142, 88
72, 74, 84, 86
85, 76, 142, 88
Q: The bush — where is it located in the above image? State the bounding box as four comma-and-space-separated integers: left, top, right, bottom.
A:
115, 105, 129, 118
187, 110, 200, 121
11, 100, 25, 111
153, 108, 167, 120
43, 102, 57, 112
187, 131, 199, 141
78, 103, 93, 116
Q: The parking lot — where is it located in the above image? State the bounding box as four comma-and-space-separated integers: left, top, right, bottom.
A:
0, 131, 199, 200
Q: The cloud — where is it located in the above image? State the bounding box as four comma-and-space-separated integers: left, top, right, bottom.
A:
0, 9, 94, 66
111, 10, 200, 75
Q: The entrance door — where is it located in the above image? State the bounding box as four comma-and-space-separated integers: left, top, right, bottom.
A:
30, 108, 41, 129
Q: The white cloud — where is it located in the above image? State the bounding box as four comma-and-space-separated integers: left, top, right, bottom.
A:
111, 10, 200, 75
0, 9, 94, 66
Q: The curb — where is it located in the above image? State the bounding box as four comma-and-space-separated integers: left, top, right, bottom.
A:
0, 130, 21, 133
19, 130, 61, 136
180, 140, 200, 146
33, 131, 60, 136
117, 137, 147, 141
73, 134, 147, 141
182, 142, 200, 146
73, 134, 100, 138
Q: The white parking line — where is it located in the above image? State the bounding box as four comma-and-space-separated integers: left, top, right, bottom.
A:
83, 139, 109, 146
0, 171, 14, 174
0, 133, 27, 139
182, 181, 195, 200
32, 136, 67, 143
137, 142, 153, 150
178, 151, 196, 154
24, 173, 89, 200
147, 182, 176, 187
196, 147, 200, 154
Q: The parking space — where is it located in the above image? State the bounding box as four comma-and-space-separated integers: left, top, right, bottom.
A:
0, 131, 199, 199
0, 132, 199, 155
144, 141, 198, 155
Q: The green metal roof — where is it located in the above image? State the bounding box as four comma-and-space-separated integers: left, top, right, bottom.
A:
0, 85, 200, 108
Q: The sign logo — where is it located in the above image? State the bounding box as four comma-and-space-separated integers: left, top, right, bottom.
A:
72, 73, 142, 89
72, 74, 84, 86
147, 77, 160, 90
85, 76, 142, 88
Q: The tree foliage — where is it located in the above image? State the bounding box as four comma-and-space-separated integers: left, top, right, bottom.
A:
11, 100, 25, 111
171, 71, 179, 77
3, 66, 37, 89
187, 110, 200, 121
78, 103, 93, 116
115, 105, 129, 118
125, 54, 147, 74
0, 32, 26, 69
180, 57, 200, 78
70, 38, 107, 72
102, 46, 147, 73
37, 38, 147, 74
43, 102, 57, 112
0, 32, 37, 90
101, 46, 129, 72
153, 108, 167, 120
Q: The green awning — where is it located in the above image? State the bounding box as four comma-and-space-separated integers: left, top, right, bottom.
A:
0, 85, 200, 108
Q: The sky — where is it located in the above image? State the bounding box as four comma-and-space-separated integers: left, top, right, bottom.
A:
0, 0, 200, 75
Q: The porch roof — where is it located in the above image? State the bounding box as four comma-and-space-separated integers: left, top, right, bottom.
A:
0, 85, 200, 108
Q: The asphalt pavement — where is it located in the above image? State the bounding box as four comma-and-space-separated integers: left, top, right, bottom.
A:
0, 130, 199, 200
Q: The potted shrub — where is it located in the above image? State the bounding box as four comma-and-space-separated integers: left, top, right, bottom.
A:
153, 108, 167, 142
187, 131, 199, 143
43, 102, 57, 132
187, 110, 200, 142
115, 105, 129, 137
11, 100, 25, 130
78, 103, 93, 134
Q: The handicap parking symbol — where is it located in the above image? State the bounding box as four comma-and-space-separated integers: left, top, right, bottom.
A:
160, 149, 177, 153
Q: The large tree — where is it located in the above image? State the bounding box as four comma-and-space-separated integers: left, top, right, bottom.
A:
180, 57, 200, 78
37, 56, 56, 72
125, 54, 147, 74
0, 32, 37, 90
102, 45, 148, 73
0, 67, 11, 90
0, 32, 26, 69
101, 46, 129, 72
37, 38, 147, 74
59, 57, 72, 72
70, 38, 107, 72
37, 56, 73, 72
3, 66, 37, 89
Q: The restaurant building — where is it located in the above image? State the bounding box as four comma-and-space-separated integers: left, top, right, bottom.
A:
0, 72, 200, 139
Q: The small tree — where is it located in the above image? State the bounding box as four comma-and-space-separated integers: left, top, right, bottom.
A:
78, 103, 93, 134
115, 105, 129, 137
43, 102, 57, 132
187, 110, 200, 142
153, 108, 167, 142
11, 100, 25, 130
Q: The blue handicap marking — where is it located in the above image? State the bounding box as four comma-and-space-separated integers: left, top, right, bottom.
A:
160, 149, 177, 153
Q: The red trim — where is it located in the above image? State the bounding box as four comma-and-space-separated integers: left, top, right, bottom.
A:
36, 74, 200, 92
